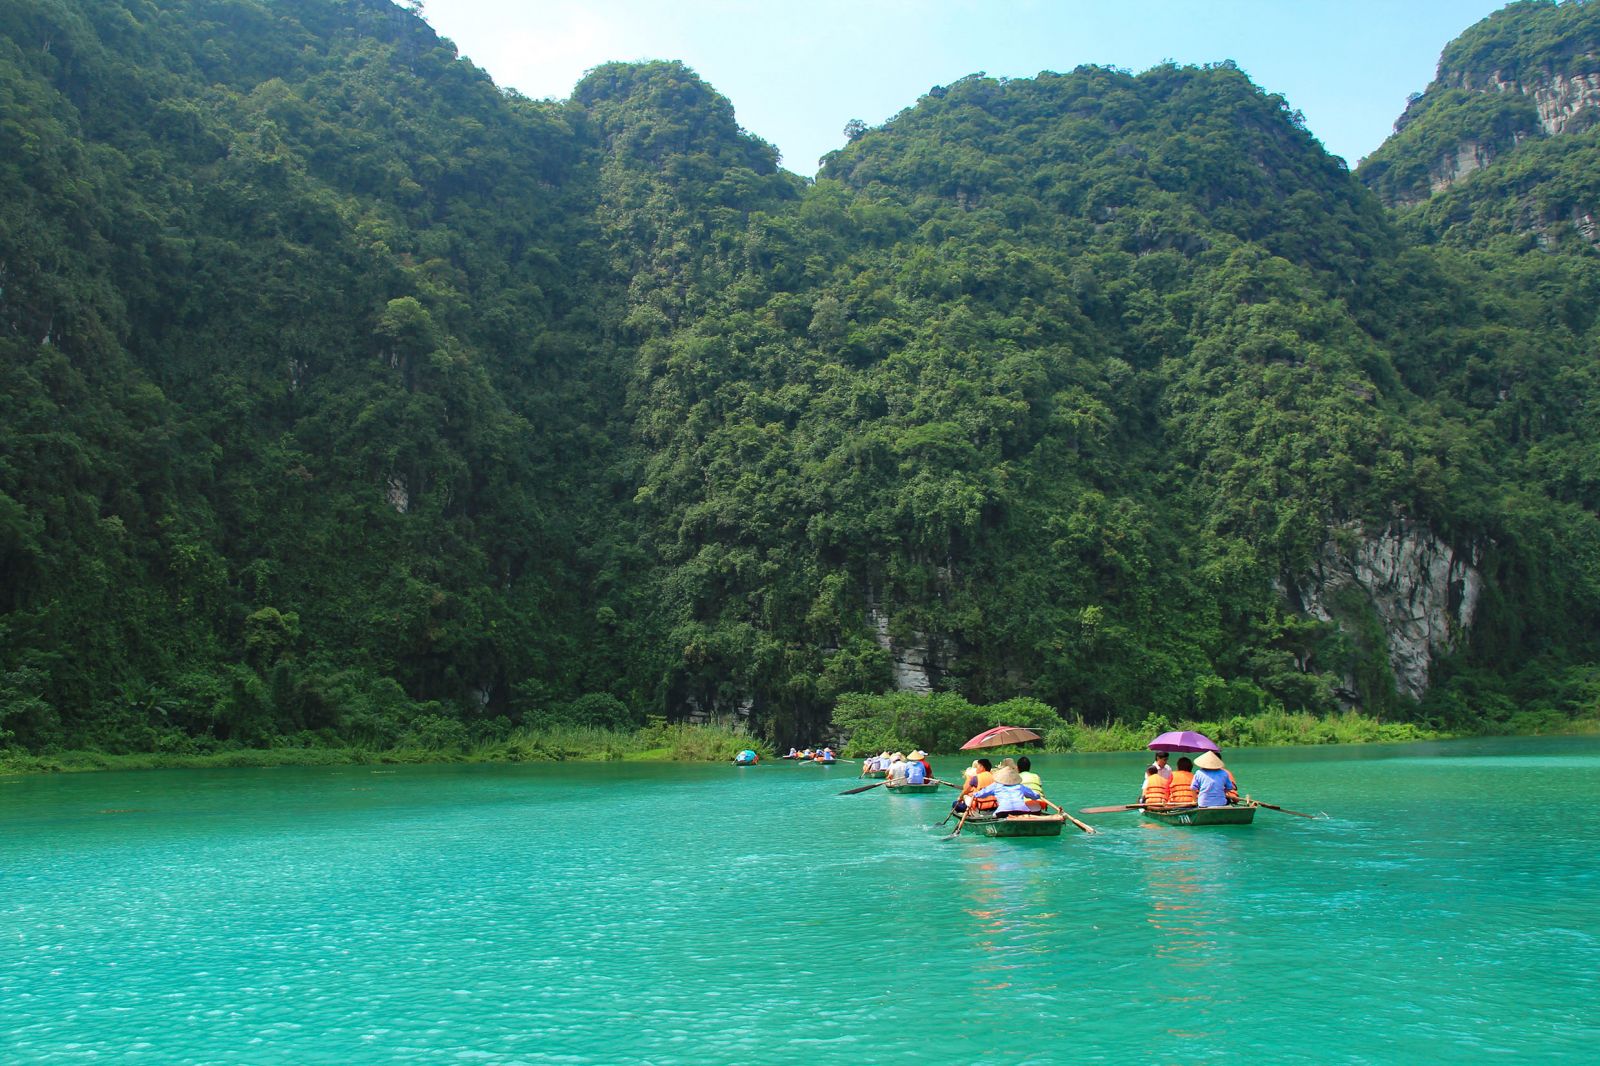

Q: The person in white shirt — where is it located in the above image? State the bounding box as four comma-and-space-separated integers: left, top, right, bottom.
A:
1142, 751, 1172, 790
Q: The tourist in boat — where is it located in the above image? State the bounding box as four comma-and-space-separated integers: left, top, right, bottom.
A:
1191, 751, 1233, 807
817, 746, 836, 762
908, 750, 933, 783
885, 751, 908, 783
967, 764, 1046, 818
1016, 756, 1047, 810
735, 748, 758, 765
1145, 751, 1172, 785
952, 758, 995, 811
1140, 765, 1169, 808
785, 747, 799, 759
1166, 757, 1198, 806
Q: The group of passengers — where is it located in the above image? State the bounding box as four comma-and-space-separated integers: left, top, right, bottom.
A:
784, 746, 836, 761
861, 750, 933, 784
1139, 750, 1239, 809
950, 756, 1055, 818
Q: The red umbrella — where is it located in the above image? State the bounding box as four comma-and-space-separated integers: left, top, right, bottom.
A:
960, 725, 1042, 750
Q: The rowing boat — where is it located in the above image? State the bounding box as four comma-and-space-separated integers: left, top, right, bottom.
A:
884, 781, 939, 795
860, 769, 888, 779
958, 812, 1066, 837
1141, 803, 1256, 826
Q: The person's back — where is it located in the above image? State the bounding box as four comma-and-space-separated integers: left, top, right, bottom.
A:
971, 766, 1043, 816
1141, 766, 1169, 808
1191, 752, 1231, 807
1016, 757, 1045, 810
1167, 758, 1198, 806
1192, 768, 1229, 807
904, 759, 927, 784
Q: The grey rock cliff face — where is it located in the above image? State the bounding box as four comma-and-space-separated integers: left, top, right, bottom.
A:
1418, 69, 1600, 199
1452, 69, 1600, 135
1428, 139, 1498, 197
869, 605, 935, 694
1294, 522, 1483, 702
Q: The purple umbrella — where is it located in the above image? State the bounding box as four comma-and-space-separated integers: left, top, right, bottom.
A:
1147, 730, 1219, 753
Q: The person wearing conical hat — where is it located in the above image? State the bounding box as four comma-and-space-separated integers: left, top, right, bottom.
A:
903, 750, 929, 784
908, 750, 932, 783
967, 763, 1047, 818
1192, 750, 1234, 808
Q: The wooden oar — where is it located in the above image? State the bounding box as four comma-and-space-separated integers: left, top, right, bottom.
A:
930, 777, 963, 790
1247, 799, 1321, 820
839, 781, 887, 796
1047, 802, 1097, 834
1080, 803, 1147, 814
944, 805, 974, 839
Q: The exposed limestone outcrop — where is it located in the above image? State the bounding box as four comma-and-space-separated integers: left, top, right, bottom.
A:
868, 605, 936, 694
1450, 69, 1600, 135
1410, 68, 1600, 199
1428, 139, 1497, 196
1293, 522, 1483, 702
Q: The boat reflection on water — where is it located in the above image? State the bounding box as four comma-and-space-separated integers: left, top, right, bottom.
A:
1137, 828, 1247, 1041
960, 852, 1060, 983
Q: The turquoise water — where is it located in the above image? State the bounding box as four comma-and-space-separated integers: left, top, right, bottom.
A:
4, 736, 1597, 1064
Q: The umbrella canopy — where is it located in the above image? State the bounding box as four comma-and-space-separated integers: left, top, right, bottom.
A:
960, 725, 1042, 750
1147, 730, 1219, 753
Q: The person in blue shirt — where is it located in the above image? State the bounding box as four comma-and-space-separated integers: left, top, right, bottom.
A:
967, 764, 1045, 817
903, 751, 928, 785
1191, 751, 1234, 807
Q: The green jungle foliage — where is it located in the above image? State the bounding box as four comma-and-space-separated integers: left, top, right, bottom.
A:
2, 0, 1600, 762
1437, 0, 1600, 84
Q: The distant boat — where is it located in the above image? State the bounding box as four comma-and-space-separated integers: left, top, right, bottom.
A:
1142, 803, 1257, 826
957, 812, 1066, 837
860, 769, 888, 779
884, 781, 940, 795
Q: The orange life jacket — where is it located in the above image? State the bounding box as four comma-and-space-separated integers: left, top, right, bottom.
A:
972, 793, 999, 811
1166, 770, 1197, 806
1142, 777, 1170, 806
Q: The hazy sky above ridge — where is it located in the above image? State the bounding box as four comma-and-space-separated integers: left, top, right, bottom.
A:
424, 0, 1508, 176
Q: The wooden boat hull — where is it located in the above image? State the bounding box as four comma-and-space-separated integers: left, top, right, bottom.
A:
1141, 804, 1257, 826
884, 782, 939, 794
861, 769, 888, 779
960, 813, 1066, 837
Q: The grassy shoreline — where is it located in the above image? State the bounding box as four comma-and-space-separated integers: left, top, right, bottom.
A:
3, 710, 1595, 776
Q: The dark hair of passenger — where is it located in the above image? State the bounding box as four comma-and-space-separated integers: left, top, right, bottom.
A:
1145, 765, 1160, 776
977, 758, 992, 771
1017, 756, 1031, 772
1177, 757, 1193, 771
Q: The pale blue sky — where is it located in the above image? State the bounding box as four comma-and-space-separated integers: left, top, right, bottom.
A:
425, 0, 1508, 175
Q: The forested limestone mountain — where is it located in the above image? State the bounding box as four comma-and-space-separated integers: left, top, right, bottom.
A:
1360, 0, 1600, 240
2, 0, 1597, 755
